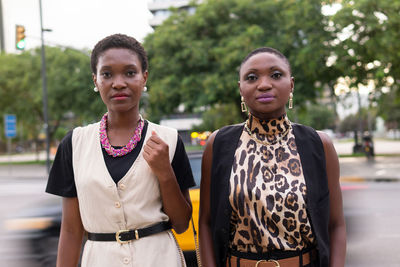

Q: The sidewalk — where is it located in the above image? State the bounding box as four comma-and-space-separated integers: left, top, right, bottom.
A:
0, 151, 54, 164
2, 157, 399, 182
2, 139, 399, 162
332, 139, 400, 155
0, 151, 52, 179
0, 139, 399, 180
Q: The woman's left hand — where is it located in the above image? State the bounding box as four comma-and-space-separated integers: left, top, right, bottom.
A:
143, 131, 173, 179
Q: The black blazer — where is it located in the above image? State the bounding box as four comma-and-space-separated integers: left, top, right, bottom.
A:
209, 123, 329, 267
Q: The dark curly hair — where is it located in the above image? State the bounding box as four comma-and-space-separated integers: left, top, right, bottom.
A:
91, 34, 148, 74
239, 47, 291, 76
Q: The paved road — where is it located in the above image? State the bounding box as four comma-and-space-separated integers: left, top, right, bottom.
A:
340, 156, 400, 181
0, 140, 399, 266
1, 165, 400, 266
342, 181, 400, 267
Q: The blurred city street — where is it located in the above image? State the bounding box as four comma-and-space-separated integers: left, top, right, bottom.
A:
2, 0, 400, 266
0, 139, 399, 266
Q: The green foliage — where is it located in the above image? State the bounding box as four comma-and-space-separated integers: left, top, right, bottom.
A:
0, 52, 42, 141
43, 47, 105, 127
0, 46, 104, 147
378, 89, 400, 129
144, 0, 336, 123
193, 103, 244, 132
331, 0, 400, 127
338, 107, 376, 133
291, 104, 337, 130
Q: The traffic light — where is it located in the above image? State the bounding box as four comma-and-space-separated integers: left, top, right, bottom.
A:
15, 25, 26, 50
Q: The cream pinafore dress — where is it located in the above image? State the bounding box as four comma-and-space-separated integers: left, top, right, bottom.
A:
72, 121, 185, 267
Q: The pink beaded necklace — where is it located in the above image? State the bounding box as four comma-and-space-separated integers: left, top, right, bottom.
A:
99, 113, 144, 157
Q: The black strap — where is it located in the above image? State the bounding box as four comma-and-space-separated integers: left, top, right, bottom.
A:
87, 221, 171, 242
299, 249, 303, 266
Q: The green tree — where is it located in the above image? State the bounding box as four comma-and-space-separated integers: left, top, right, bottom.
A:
378, 89, 400, 130
44, 46, 105, 135
338, 108, 376, 134
144, 0, 337, 123
0, 47, 104, 150
331, 0, 400, 128
291, 104, 337, 130
193, 103, 243, 132
0, 52, 42, 143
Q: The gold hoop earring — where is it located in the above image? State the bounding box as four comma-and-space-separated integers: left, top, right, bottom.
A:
241, 96, 247, 113
289, 92, 293, 109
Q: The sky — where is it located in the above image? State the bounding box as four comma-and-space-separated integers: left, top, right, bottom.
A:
2, 0, 154, 52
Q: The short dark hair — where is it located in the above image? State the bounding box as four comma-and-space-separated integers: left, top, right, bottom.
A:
91, 33, 148, 74
239, 47, 291, 75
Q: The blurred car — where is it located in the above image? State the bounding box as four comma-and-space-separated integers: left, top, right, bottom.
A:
3, 151, 203, 267
174, 152, 201, 267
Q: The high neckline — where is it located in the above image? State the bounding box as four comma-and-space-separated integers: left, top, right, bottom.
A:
246, 113, 291, 136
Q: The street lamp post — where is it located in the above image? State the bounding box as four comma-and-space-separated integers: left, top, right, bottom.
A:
39, 0, 50, 174
0, 0, 5, 53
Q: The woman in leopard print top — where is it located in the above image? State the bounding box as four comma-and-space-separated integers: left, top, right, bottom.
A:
199, 47, 346, 267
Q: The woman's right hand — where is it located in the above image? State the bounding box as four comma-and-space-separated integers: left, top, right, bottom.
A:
199, 131, 219, 267
143, 130, 192, 234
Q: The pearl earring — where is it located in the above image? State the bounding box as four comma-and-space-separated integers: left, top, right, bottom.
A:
143, 86, 147, 92
93, 87, 98, 92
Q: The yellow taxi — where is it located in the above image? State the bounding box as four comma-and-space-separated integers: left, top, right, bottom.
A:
174, 187, 200, 250
173, 151, 202, 265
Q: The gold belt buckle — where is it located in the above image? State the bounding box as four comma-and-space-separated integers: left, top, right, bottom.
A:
255, 260, 266, 267
255, 259, 280, 267
268, 259, 280, 267
116, 229, 130, 244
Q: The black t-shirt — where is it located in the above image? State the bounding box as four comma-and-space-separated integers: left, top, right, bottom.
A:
46, 120, 195, 197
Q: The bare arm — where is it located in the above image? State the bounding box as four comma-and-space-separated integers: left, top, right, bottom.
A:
318, 131, 346, 267
199, 131, 218, 267
57, 197, 84, 267
143, 131, 192, 234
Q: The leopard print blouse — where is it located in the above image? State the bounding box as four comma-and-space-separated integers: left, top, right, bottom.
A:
228, 114, 316, 254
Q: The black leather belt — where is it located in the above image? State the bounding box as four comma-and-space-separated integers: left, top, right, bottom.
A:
87, 221, 172, 244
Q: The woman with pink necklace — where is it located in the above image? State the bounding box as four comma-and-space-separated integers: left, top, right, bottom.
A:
46, 34, 195, 267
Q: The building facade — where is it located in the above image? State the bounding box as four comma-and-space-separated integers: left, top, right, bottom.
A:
148, 0, 200, 28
